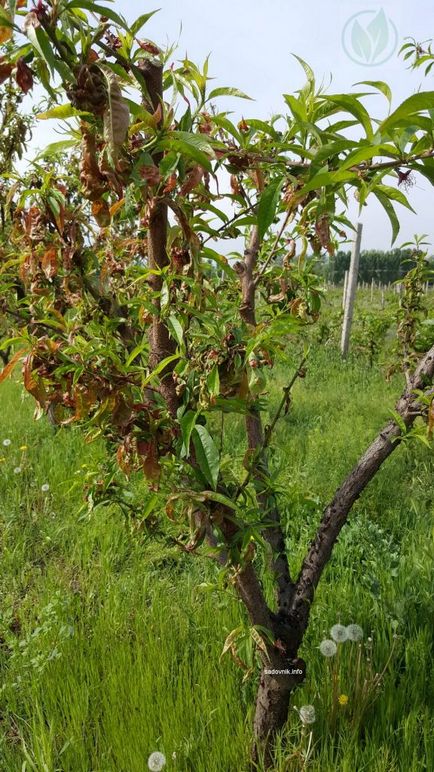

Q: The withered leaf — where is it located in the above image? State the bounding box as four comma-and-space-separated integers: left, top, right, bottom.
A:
0, 26, 12, 45
92, 199, 111, 228
0, 58, 13, 84
16, 57, 33, 94
103, 71, 129, 160
180, 165, 205, 196
41, 247, 58, 280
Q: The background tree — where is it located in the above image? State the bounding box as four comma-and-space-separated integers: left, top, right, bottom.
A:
1, 1, 434, 766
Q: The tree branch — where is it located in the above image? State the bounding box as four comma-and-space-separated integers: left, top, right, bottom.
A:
288, 343, 434, 643
144, 61, 179, 418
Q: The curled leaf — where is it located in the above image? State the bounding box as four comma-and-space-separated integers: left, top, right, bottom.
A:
92, 199, 111, 227
0, 58, 13, 84
103, 71, 130, 160
41, 247, 58, 280
0, 347, 27, 385
15, 57, 33, 94
0, 26, 12, 45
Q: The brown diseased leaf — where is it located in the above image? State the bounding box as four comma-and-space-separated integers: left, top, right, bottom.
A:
180, 165, 204, 196
0, 58, 13, 84
79, 125, 107, 201
137, 440, 161, 480
16, 57, 33, 94
0, 26, 12, 45
103, 71, 129, 159
315, 214, 335, 256
163, 173, 177, 194
22, 354, 48, 408
92, 199, 111, 228
140, 164, 161, 186
41, 247, 58, 280
0, 347, 27, 385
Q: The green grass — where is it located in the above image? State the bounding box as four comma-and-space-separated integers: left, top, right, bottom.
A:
0, 295, 433, 771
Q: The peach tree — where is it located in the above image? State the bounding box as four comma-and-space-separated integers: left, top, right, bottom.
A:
1, 0, 434, 764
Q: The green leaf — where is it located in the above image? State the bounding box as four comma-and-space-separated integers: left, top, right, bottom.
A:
325, 94, 373, 139
179, 410, 198, 457
375, 184, 416, 213
354, 80, 392, 105
34, 140, 79, 160
299, 169, 357, 195
411, 158, 434, 186
130, 10, 159, 37
125, 338, 148, 367
379, 92, 434, 134
0, 6, 13, 28
207, 365, 220, 398
167, 315, 184, 347
292, 54, 315, 89
334, 143, 387, 174
158, 133, 214, 172
192, 425, 220, 490
66, 1, 128, 30
200, 490, 239, 510
36, 104, 88, 120
257, 179, 284, 241
142, 354, 180, 387
208, 86, 253, 101
25, 25, 73, 81
374, 190, 400, 244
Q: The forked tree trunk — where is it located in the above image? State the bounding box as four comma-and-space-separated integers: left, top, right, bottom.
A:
250, 345, 434, 766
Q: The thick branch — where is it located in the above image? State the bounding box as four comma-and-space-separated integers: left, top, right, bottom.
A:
144, 61, 179, 417
289, 344, 434, 641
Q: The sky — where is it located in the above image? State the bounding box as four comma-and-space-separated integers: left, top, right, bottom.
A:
29, 0, 434, 251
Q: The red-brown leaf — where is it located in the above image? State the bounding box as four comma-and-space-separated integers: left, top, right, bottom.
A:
15, 57, 33, 94
180, 165, 204, 196
0, 58, 13, 85
0, 347, 27, 385
41, 247, 58, 280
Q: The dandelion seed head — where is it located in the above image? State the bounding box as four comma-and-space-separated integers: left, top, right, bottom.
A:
346, 624, 363, 642
13, 466, 22, 474
41, 483, 50, 493
148, 752, 166, 771
2, 439, 11, 447
331, 624, 348, 643
299, 704, 316, 725
319, 639, 337, 657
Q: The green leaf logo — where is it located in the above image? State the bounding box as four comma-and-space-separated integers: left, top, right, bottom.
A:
342, 9, 398, 66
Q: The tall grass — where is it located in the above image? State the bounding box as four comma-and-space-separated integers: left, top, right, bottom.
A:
0, 311, 433, 770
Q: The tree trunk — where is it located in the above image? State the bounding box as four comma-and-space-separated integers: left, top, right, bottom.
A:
252, 672, 293, 766
251, 344, 434, 766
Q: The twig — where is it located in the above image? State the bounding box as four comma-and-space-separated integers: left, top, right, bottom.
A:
254, 209, 293, 287
235, 354, 307, 500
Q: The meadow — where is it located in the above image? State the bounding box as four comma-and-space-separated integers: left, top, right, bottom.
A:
0, 287, 433, 772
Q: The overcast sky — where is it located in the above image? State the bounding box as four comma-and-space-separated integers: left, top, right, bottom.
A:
30, 1, 434, 250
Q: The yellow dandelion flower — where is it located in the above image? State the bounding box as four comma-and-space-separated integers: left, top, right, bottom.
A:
338, 694, 348, 706
20, 445, 28, 451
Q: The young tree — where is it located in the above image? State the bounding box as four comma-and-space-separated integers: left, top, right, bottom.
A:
1, 1, 434, 765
